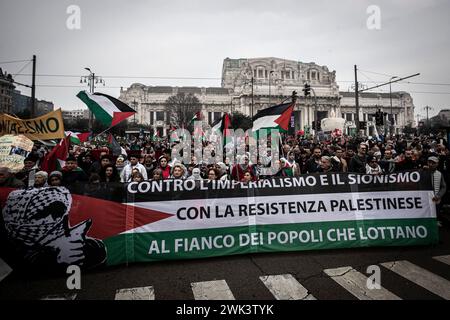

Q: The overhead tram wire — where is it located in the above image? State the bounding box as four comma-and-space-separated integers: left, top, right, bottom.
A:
16, 73, 222, 80
12, 72, 450, 86
358, 70, 384, 89
358, 69, 397, 78
12, 60, 32, 77
0, 59, 32, 65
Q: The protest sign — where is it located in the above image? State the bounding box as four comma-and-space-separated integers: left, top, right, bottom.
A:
0, 109, 65, 140
0, 134, 34, 172
0, 172, 438, 269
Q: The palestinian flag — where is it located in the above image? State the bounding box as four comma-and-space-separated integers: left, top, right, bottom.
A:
252, 102, 294, 133
76, 91, 136, 127
41, 135, 70, 172
152, 129, 160, 142
210, 113, 232, 146
189, 111, 203, 124
65, 131, 91, 145
108, 133, 126, 156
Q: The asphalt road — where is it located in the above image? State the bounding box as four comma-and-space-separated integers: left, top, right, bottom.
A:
1, 226, 449, 301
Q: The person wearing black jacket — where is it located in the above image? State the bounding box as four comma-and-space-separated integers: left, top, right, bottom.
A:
306, 147, 322, 173
62, 156, 88, 190
349, 143, 368, 173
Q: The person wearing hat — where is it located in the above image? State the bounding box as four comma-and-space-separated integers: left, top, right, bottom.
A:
425, 156, 447, 226
48, 171, 63, 187
34, 171, 48, 188
120, 154, 147, 182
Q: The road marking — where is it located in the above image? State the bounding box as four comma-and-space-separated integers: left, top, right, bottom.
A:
0, 258, 12, 282
381, 260, 450, 300
324, 266, 401, 300
432, 255, 450, 266
41, 293, 77, 300
260, 274, 316, 300
191, 280, 235, 300
115, 286, 155, 300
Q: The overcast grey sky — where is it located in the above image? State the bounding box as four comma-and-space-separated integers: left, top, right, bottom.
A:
1, 0, 449, 117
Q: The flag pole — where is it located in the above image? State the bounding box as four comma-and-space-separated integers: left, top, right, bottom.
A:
90, 127, 112, 141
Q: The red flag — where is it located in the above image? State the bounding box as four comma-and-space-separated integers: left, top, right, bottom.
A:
77, 132, 91, 143
41, 136, 70, 173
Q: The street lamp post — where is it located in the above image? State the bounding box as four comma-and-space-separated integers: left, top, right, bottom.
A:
80, 68, 105, 131
424, 106, 433, 127
389, 76, 399, 136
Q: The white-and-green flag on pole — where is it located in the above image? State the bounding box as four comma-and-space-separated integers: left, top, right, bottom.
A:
76, 91, 136, 127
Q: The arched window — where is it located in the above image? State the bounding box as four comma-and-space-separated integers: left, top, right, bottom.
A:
285, 69, 292, 79
257, 67, 265, 78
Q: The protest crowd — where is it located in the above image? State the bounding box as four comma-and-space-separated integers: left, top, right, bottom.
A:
0, 130, 448, 221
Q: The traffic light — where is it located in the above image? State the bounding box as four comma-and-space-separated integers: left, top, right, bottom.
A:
360, 121, 367, 130
312, 120, 321, 131
303, 83, 311, 97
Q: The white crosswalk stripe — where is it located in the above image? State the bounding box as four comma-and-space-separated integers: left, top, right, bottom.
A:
191, 280, 235, 300
381, 260, 450, 300
432, 255, 450, 266
324, 266, 401, 300
27, 255, 450, 300
115, 286, 155, 300
0, 258, 12, 283
260, 274, 316, 300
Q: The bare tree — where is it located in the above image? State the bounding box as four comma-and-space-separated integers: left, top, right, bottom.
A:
165, 92, 201, 128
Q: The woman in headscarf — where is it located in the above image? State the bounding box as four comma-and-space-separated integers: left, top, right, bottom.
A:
231, 155, 256, 181
158, 156, 171, 179
280, 151, 301, 177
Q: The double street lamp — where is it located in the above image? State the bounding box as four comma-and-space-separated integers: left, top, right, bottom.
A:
80, 67, 105, 131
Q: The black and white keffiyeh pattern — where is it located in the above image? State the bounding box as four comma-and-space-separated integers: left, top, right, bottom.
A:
3, 187, 72, 246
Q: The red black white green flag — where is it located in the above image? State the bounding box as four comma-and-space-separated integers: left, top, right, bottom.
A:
252, 102, 294, 133
76, 91, 136, 127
